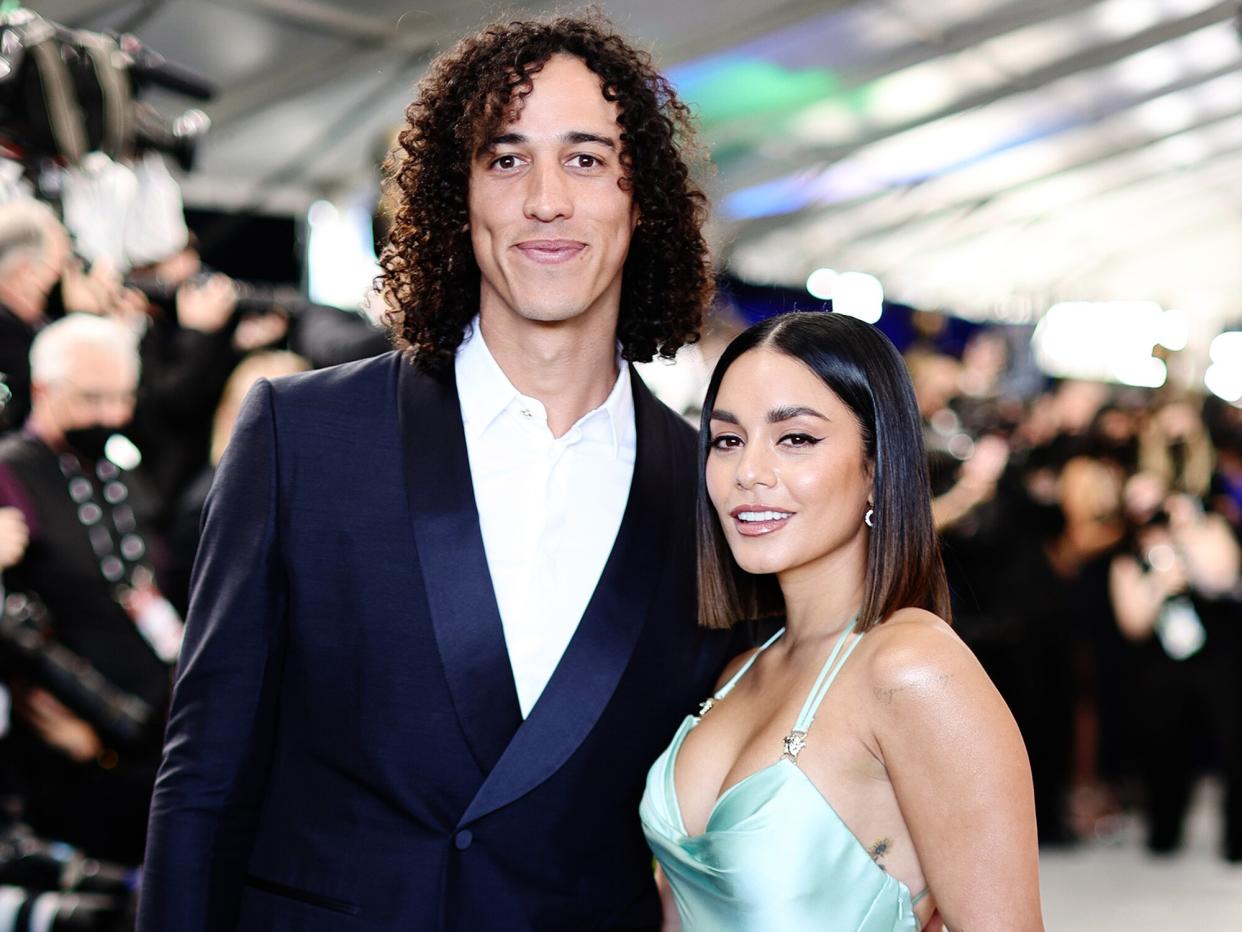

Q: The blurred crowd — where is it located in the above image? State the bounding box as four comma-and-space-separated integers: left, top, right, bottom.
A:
1, 190, 1240, 926
907, 331, 1242, 860
0, 193, 386, 926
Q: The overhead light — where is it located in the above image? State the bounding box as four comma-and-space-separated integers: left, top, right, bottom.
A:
867, 62, 958, 127
1031, 301, 1168, 387
1113, 46, 1183, 93
806, 267, 837, 300
1205, 331, 1242, 403
1089, 0, 1163, 39
1130, 94, 1198, 136
1204, 364, 1242, 403
833, 272, 884, 324
1158, 307, 1190, 351
1209, 330, 1242, 364
1114, 356, 1168, 389
307, 199, 338, 228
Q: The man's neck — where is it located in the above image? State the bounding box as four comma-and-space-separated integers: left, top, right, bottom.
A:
478, 310, 622, 438
23, 410, 63, 453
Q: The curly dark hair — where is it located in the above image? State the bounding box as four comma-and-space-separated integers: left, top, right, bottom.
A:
379, 11, 712, 375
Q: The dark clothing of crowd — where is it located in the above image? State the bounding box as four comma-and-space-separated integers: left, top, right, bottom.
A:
0, 289, 388, 873
0, 303, 35, 430
0, 432, 169, 863
131, 305, 246, 518
930, 386, 1242, 860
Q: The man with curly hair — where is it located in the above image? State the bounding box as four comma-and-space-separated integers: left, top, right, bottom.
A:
139, 13, 732, 931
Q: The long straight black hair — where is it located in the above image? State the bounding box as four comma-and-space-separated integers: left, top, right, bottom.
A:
696, 311, 950, 632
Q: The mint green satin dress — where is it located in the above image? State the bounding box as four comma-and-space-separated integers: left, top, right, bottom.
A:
640, 621, 926, 931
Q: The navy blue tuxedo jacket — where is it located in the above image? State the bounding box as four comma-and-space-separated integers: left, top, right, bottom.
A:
137, 351, 733, 931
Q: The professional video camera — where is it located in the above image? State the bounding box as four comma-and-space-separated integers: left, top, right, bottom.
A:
0, 593, 156, 751
0, 820, 133, 931
0, 7, 215, 171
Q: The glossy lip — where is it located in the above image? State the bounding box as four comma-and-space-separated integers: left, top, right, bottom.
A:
513, 238, 587, 264
728, 504, 795, 537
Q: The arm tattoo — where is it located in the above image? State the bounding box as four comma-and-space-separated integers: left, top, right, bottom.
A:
868, 837, 894, 870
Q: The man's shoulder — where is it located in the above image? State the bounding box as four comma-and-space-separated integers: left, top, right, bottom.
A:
261, 351, 407, 426
0, 435, 44, 515
270, 350, 402, 399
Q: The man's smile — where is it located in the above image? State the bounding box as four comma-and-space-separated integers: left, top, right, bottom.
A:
513, 239, 588, 264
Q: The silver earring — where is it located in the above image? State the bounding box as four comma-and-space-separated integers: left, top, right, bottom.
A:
864, 508, 875, 528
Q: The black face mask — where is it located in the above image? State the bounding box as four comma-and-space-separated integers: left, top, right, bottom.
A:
62, 424, 115, 462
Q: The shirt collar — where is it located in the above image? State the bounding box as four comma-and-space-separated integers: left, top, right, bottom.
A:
455, 317, 635, 460
594, 353, 634, 460
455, 319, 521, 441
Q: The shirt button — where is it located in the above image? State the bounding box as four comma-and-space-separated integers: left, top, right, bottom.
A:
454, 830, 473, 850
520, 408, 533, 418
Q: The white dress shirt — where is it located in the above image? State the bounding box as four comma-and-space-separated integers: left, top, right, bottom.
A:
456, 321, 636, 717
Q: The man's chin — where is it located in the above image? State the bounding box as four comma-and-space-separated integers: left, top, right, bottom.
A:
494, 302, 595, 325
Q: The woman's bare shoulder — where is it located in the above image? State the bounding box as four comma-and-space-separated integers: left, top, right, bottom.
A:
857, 609, 988, 707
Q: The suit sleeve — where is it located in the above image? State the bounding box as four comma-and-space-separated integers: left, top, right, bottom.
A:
138, 378, 287, 931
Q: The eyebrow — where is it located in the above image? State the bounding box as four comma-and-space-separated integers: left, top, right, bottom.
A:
481, 130, 618, 152
563, 131, 616, 149
709, 406, 829, 424
769, 405, 829, 423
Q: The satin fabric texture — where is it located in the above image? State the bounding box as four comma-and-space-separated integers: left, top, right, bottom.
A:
641, 623, 921, 931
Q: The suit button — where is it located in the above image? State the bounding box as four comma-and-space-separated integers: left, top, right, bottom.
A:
455, 830, 473, 850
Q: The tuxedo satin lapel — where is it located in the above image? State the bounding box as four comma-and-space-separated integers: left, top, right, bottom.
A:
462, 368, 677, 824
398, 360, 522, 774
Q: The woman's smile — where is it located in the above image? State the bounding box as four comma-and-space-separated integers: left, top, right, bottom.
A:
729, 504, 795, 536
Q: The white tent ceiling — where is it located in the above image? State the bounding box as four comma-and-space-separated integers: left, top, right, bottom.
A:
24, 0, 1242, 331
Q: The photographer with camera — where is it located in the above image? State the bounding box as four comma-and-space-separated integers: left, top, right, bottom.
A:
0, 314, 175, 867
1110, 470, 1242, 859
1, 197, 157, 441
126, 241, 289, 524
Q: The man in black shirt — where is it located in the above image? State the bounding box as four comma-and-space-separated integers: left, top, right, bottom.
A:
0, 313, 174, 864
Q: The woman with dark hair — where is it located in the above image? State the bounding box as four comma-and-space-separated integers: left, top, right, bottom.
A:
641, 312, 1042, 931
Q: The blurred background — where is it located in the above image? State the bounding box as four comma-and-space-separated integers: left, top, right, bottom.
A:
1, 0, 1241, 928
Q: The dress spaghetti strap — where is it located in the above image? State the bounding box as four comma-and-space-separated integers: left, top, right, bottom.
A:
697, 626, 785, 717
794, 616, 863, 732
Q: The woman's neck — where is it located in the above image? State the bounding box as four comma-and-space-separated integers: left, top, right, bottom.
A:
777, 542, 868, 650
